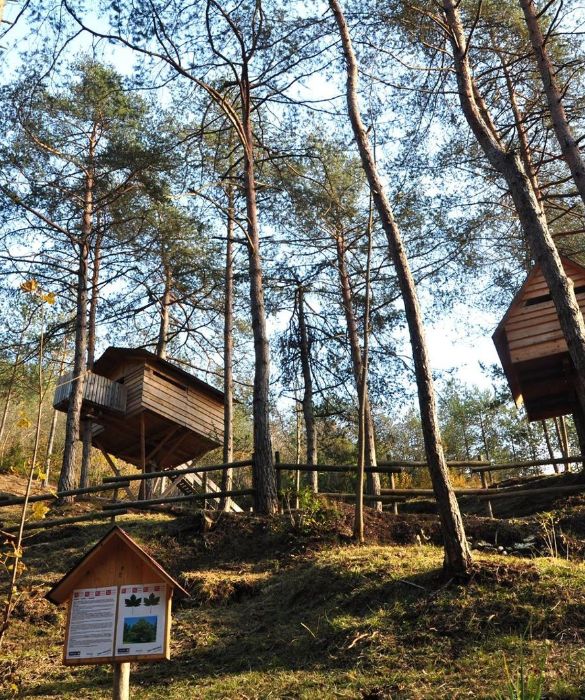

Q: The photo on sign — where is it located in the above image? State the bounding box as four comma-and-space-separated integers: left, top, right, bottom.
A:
115, 583, 167, 657
123, 616, 158, 644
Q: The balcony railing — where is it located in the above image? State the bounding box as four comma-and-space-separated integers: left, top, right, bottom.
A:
53, 371, 127, 414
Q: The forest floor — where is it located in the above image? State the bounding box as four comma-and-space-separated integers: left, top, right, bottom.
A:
2, 479, 585, 698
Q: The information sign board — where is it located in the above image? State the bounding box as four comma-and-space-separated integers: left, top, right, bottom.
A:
66, 587, 117, 662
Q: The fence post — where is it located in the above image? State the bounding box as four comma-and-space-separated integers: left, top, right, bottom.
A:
275, 451, 282, 513
386, 455, 399, 515
202, 471, 208, 510
480, 469, 493, 518
110, 487, 119, 524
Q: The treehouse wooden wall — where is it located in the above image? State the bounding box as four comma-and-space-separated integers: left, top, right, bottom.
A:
505, 260, 585, 365
494, 258, 585, 420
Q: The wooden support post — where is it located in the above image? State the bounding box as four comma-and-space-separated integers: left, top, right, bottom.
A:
560, 416, 570, 472
275, 451, 282, 513
96, 445, 134, 501
139, 413, 147, 500
480, 470, 494, 518
112, 662, 130, 700
202, 472, 208, 510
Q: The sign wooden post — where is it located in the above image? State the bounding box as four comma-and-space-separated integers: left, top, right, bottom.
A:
46, 526, 188, 699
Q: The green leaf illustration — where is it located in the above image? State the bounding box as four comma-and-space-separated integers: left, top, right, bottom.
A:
144, 593, 160, 606
124, 594, 142, 607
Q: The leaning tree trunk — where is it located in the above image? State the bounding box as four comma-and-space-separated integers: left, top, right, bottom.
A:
335, 233, 381, 507
330, 0, 472, 577
241, 74, 278, 515
443, 0, 585, 470
221, 185, 235, 511
520, 0, 585, 208
297, 285, 318, 492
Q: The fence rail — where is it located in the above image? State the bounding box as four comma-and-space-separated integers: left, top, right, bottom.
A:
102, 459, 253, 484
0, 481, 130, 508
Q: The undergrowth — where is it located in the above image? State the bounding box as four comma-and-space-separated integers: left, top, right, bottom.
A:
1, 511, 585, 699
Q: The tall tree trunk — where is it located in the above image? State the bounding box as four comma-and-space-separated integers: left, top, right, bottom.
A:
156, 260, 172, 360
242, 75, 277, 515
221, 184, 235, 511
335, 233, 381, 507
442, 0, 585, 464
43, 337, 68, 488
58, 129, 96, 497
0, 322, 29, 448
30, 308, 45, 476
355, 203, 373, 541
297, 285, 318, 492
58, 240, 89, 496
80, 228, 102, 490
520, 0, 585, 208
330, 0, 472, 577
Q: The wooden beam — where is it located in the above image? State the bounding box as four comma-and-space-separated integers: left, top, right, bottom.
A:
102, 460, 253, 483
0, 482, 130, 508
1, 509, 129, 532
102, 488, 255, 510
470, 455, 584, 473
145, 426, 182, 463
95, 444, 134, 500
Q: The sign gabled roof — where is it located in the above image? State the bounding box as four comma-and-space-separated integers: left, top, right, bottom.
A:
45, 526, 189, 605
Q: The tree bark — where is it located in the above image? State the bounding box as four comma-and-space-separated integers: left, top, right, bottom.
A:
58, 128, 96, 496
221, 184, 235, 510
519, 0, 585, 208
58, 239, 89, 496
241, 73, 277, 515
80, 227, 102, 490
335, 232, 381, 507
330, 0, 472, 577
296, 285, 318, 492
156, 259, 172, 360
442, 0, 585, 452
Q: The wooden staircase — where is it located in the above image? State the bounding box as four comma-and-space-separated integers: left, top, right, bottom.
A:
160, 464, 243, 512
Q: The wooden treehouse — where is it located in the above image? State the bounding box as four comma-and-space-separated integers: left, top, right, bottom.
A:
493, 256, 585, 421
54, 347, 224, 473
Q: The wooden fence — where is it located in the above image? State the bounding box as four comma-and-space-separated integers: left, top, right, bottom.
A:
2, 453, 583, 532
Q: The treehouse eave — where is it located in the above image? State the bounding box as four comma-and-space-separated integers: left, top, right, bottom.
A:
92, 347, 224, 404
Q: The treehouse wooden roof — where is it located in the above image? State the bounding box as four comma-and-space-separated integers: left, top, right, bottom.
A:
493, 256, 585, 421
92, 347, 224, 403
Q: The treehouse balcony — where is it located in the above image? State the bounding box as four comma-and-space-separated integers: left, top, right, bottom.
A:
53, 371, 128, 416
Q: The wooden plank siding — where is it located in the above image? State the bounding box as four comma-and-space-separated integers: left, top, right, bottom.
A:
141, 367, 223, 443
504, 262, 585, 364
53, 372, 127, 414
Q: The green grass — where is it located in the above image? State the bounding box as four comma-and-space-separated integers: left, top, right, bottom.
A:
2, 511, 585, 699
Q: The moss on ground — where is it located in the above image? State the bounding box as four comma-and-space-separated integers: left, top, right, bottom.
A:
1, 509, 585, 699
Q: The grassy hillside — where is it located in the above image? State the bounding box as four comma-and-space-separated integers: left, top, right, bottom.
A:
2, 496, 585, 699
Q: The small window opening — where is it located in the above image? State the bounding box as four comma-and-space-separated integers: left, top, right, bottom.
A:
153, 370, 187, 391
525, 284, 585, 307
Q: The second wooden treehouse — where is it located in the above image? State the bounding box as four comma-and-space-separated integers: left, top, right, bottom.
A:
493, 256, 585, 423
